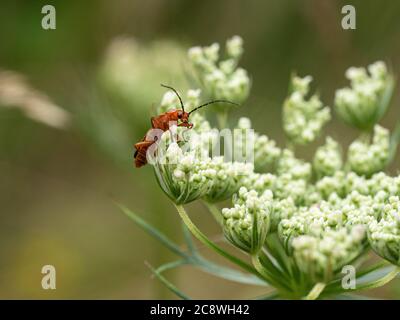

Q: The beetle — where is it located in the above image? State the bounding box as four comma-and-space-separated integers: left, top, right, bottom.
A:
134, 84, 237, 168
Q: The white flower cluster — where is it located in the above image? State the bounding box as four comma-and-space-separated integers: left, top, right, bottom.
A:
155, 141, 214, 204
188, 36, 250, 107
291, 227, 366, 283
153, 127, 255, 204
159, 88, 202, 114
368, 196, 400, 266
316, 171, 400, 200
283, 75, 331, 145
222, 187, 271, 254
313, 137, 343, 178
204, 158, 254, 203
334, 61, 394, 130
277, 193, 371, 282
235, 117, 281, 172
277, 149, 312, 180
347, 125, 390, 176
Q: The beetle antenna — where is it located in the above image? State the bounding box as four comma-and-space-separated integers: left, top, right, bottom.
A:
188, 100, 239, 115
160, 84, 185, 112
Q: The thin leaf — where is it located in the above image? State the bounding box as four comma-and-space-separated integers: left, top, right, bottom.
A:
156, 260, 188, 274
182, 223, 198, 255
194, 255, 269, 286
119, 203, 269, 286
146, 262, 191, 300
117, 203, 187, 259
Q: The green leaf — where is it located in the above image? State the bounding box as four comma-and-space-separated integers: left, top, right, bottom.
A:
119, 204, 269, 286
117, 203, 187, 259
146, 262, 191, 300
194, 255, 269, 286
182, 223, 198, 255
156, 260, 188, 274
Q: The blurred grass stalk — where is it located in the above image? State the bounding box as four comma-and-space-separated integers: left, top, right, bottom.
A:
0, 70, 71, 129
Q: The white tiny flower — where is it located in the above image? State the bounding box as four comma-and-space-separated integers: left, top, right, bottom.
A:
283, 75, 330, 145
335, 61, 393, 130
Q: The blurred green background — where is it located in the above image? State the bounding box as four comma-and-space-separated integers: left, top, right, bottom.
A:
0, 0, 399, 299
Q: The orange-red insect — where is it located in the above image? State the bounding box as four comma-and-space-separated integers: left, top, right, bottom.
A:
134, 84, 237, 168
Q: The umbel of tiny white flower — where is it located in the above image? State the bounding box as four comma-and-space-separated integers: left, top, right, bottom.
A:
188, 36, 250, 111
273, 150, 312, 205
152, 126, 257, 205
222, 187, 271, 254
368, 196, 400, 266
283, 75, 331, 145
334, 61, 394, 130
159, 88, 202, 114
290, 227, 366, 283
235, 117, 281, 172
313, 137, 343, 178
153, 136, 214, 205
347, 125, 390, 176
277, 149, 312, 181
203, 158, 254, 203
277, 197, 368, 283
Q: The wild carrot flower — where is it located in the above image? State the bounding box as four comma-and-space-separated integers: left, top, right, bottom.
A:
334, 61, 394, 130
283, 75, 331, 145
347, 125, 390, 176
188, 36, 250, 109
222, 187, 271, 254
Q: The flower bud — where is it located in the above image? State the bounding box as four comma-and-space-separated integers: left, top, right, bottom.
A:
283, 75, 331, 145
334, 61, 394, 130
188, 36, 250, 110
347, 125, 390, 176
313, 137, 343, 178
368, 196, 400, 266
222, 187, 271, 254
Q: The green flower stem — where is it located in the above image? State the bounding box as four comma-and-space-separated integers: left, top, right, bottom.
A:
251, 254, 292, 294
174, 204, 266, 281
202, 201, 223, 225
251, 254, 277, 286
305, 282, 326, 300
217, 111, 228, 129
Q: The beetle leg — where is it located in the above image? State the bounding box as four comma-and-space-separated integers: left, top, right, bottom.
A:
134, 140, 154, 150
